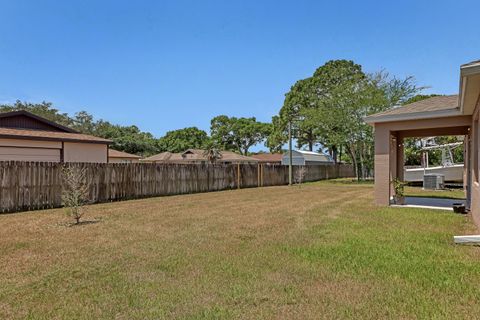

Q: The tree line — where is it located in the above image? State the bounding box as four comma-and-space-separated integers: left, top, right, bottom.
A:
2, 59, 444, 179
0, 101, 271, 156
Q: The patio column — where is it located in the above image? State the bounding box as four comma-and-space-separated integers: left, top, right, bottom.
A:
465, 132, 472, 209
374, 124, 392, 205
396, 136, 404, 182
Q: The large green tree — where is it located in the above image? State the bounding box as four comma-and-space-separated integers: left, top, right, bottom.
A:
271, 59, 421, 179
95, 122, 158, 155
266, 115, 288, 153
210, 115, 271, 155
157, 127, 209, 153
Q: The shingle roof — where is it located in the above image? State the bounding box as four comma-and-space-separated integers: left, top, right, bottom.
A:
364, 95, 459, 123
250, 153, 283, 162
143, 149, 259, 163
0, 127, 111, 143
142, 152, 184, 162
0, 110, 77, 133
182, 149, 258, 162
108, 149, 141, 159
461, 60, 480, 68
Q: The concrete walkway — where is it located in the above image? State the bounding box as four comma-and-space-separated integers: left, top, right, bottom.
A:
391, 197, 466, 211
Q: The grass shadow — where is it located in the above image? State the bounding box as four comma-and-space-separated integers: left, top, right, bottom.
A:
56, 218, 102, 228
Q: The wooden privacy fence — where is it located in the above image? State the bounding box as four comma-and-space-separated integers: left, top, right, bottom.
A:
0, 161, 354, 213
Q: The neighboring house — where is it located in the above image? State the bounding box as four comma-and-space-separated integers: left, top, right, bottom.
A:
250, 153, 283, 165
0, 110, 111, 163
141, 151, 185, 163
365, 60, 480, 226
143, 149, 259, 164
282, 150, 333, 166
108, 149, 141, 163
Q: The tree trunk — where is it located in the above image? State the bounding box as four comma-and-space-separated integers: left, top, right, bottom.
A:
359, 148, 365, 181
307, 129, 314, 151
346, 144, 359, 180
331, 145, 338, 164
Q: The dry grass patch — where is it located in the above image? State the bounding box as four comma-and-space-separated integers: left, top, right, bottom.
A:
0, 181, 479, 319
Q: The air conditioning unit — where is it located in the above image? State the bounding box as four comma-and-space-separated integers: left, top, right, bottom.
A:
423, 174, 445, 190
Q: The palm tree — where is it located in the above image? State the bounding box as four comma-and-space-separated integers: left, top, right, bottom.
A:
203, 143, 222, 164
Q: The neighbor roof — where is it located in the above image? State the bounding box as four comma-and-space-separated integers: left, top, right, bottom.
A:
0, 127, 111, 143
364, 95, 461, 124
108, 149, 141, 159
143, 149, 259, 163
182, 149, 258, 162
0, 110, 78, 133
142, 152, 184, 162
250, 153, 283, 162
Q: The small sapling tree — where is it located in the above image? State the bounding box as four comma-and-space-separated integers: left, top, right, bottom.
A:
61, 165, 89, 224
294, 166, 307, 186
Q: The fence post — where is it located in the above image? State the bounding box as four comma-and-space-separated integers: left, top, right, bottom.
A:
237, 163, 241, 189
261, 164, 264, 187
256, 164, 258, 187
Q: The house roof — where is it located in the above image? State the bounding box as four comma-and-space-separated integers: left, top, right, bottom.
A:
364, 95, 461, 124
182, 149, 258, 162
142, 152, 184, 162
0, 110, 111, 144
461, 60, 480, 68
108, 149, 141, 159
250, 153, 283, 162
0, 127, 111, 144
143, 149, 259, 163
0, 110, 78, 133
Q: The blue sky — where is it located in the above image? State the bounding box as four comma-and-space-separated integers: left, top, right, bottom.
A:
1, 0, 479, 143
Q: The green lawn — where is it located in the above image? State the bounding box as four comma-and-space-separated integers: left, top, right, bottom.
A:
0, 180, 479, 319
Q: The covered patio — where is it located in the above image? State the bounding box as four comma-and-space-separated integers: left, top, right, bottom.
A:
365, 95, 472, 210
365, 61, 480, 226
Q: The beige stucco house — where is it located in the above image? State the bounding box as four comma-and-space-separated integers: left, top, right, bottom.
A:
0, 110, 111, 163
365, 60, 480, 226
108, 149, 141, 163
